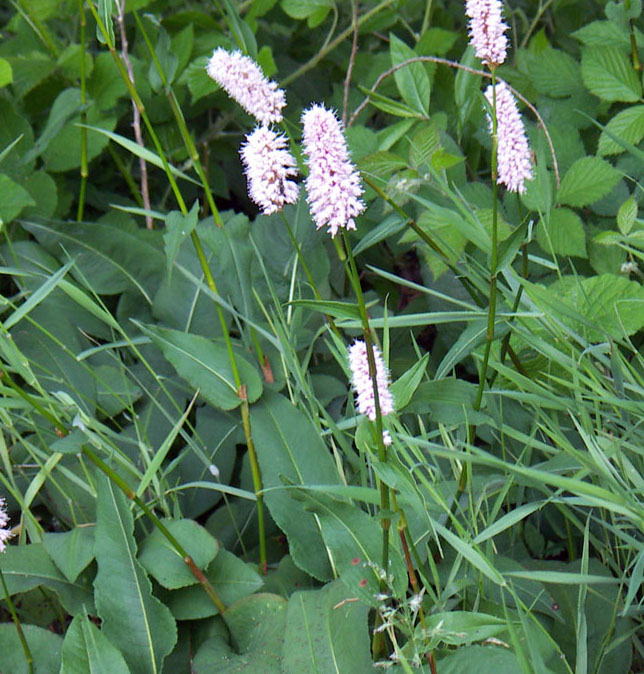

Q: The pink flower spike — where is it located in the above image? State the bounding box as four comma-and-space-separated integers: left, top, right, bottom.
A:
0, 498, 13, 553
465, 0, 508, 67
301, 104, 366, 238
206, 48, 286, 125
348, 340, 394, 422
485, 82, 533, 193
240, 127, 299, 215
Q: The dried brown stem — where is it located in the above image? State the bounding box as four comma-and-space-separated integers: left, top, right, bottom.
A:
116, 0, 153, 228
342, 0, 360, 127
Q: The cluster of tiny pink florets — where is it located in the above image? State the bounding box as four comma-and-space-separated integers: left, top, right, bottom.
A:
348, 340, 394, 422
240, 127, 299, 215
0, 498, 13, 553
206, 48, 286, 126
301, 104, 366, 238
465, 0, 508, 67
485, 82, 533, 193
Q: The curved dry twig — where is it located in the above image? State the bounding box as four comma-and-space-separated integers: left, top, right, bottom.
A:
348, 55, 559, 187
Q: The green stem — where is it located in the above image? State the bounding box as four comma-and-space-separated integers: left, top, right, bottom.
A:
81, 446, 227, 612
107, 145, 144, 208
131, 10, 223, 227
0, 568, 33, 674
88, 2, 267, 572
420, 0, 433, 36
342, 233, 390, 582
474, 71, 499, 413
77, 0, 88, 222
457, 72, 500, 529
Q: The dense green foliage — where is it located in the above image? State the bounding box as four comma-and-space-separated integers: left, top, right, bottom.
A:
0, 0, 643, 671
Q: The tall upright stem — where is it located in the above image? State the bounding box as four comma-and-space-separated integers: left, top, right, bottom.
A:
474, 71, 499, 413
0, 568, 33, 674
86, 1, 266, 572
342, 234, 390, 579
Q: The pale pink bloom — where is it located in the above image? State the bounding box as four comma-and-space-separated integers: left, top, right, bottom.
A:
301, 104, 365, 238
206, 48, 286, 125
465, 0, 508, 67
485, 82, 533, 193
382, 431, 392, 447
348, 340, 394, 421
240, 127, 299, 214
0, 498, 13, 553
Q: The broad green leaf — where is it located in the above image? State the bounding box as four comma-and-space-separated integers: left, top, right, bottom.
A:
556, 156, 621, 207
21, 218, 164, 303
43, 527, 95, 583
423, 612, 508, 645
358, 85, 426, 119
598, 105, 644, 156
193, 594, 286, 673
164, 201, 200, 277
88, 52, 128, 110
6, 52, 56, 99
147, 23, 178, 92
43, 107, 117, 173
21, 170, 58, 219
251, 391, 341, 581
390, 352, 429, 409
138, 324, 263, 411
94, 474, 177, 674
0, 173, 35, 222
292, 488, 408, 605
529, 48, 583, 98
0, 57, 13, 88
138, 518, 218, 589
581, 46, 642, 102
455, 46, 482, 129
281, 0, 334, 28
409, 122, 440, 169
405, 378, 489, 426
0, 543, 94, 615
61, 615, 131, 674
617, 195, 638, 235
95, 364, 142, 417
185, 55, 219, 104
390, 34, 430, 116
537, 207, 587, 258
573, 20, 630, 47
22, 88, 82, 164
0, 624, 63, 674
159, 549, 263, 620
282, 580, 372, 674
548, 273, 644, 341
437, 645, 522, 673
497, 220, 530, 271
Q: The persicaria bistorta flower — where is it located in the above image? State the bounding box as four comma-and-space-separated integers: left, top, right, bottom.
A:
206, 48, 286, 125
348, 340, 394, 422
301, 104, 366, 238
0, 498, 13, 553
465, 0, 508, 67
485, 82, 533, 193
240, 127, 299, 215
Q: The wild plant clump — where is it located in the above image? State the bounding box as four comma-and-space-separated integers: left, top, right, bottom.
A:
0, 0, 642, 672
